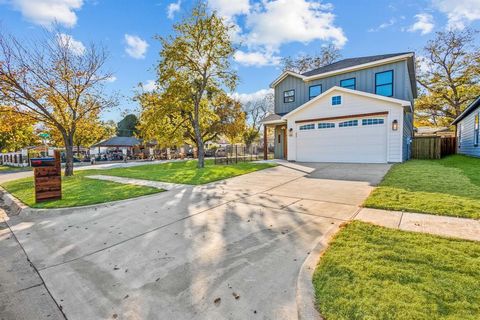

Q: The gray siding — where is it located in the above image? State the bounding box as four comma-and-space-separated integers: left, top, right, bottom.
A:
274, 60, 414, 115
458, 106, 480, 157
403, 111, 413, 161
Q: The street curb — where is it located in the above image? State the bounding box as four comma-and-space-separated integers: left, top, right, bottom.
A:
296, 222, 345, 320
0, 186, 28, 215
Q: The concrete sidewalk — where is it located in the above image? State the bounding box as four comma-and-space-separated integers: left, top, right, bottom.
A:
355, 208, 480, 241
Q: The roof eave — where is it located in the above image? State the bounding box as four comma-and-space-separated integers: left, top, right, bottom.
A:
452, 96, 480, 125
269, 71, 305, 88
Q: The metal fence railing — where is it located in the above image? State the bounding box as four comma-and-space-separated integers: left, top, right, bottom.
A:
213, 144, 269, 164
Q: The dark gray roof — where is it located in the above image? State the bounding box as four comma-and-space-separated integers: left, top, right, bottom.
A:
91, 136, 142, 148
452, 96, 480, 125
261, 113, 289, 123
301, 52, 413, 77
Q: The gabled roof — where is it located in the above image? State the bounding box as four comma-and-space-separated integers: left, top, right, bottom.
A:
282, 86, 411, 119
301, 52, 413, 77
452, 96, 480, 125
91, 136, 142, 148
270, 52, 417, 97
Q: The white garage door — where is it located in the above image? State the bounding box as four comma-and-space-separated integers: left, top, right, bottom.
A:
296, 117, 388, 163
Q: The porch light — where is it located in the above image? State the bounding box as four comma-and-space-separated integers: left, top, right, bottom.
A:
392, 120, 398, 131
289, 128, 293, 136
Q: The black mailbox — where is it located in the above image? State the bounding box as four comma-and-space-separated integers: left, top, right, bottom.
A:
30, 157, 55, 167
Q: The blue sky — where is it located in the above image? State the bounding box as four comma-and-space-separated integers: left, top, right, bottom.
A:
1, 0, 479, 121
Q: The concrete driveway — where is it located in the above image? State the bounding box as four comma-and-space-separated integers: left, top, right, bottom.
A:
3, 162, 390, 320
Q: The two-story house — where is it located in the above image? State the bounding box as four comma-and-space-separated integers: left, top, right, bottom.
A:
262, 52, 417, 163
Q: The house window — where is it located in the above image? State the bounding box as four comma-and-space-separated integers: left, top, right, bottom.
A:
375, 70, 394, 97
332, 95, 342, 106
339, 120, 358, 127
340, 78, 356, 90
309, 85, 322, 100
284, 90, 295, 103
318, 123, 335, 129
299, 124, 315, 130
362, 118, 385, 126
475, 114, 479, 146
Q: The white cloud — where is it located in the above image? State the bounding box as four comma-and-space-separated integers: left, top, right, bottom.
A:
244, 0, 347, 50
7, 0, 84, 27
167, 0, 181, 19
142, 80, 157, 91
106, 76, 117, 83
432, 0, 480, 29
233, 50, 281, 67
231, 88, 273, 104
208, 0, 250, 18
124, 34, 149, 59
56, 33, 85, 55
408, 13, 435, 35
368, 18, 396, 32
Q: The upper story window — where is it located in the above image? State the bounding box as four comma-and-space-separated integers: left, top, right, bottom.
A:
375, 70, 394, 97
332, 95, 342, 106
309, 85, 322, 100
284, 90, 295, 103
475, 114, 479, 146
340, 78, 356, 90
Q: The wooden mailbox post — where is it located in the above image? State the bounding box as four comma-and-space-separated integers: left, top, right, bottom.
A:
32, 150, 62, 203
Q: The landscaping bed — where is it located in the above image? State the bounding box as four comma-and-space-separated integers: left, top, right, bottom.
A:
313, 221, 480, 320
364, 155, 480, 219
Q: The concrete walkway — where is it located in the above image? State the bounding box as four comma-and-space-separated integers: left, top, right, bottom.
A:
1, 162, 390, 320
355, 208, 480, 242
85, 175, 188, 190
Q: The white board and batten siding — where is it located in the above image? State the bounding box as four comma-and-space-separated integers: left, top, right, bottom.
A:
285, 89, 405, 163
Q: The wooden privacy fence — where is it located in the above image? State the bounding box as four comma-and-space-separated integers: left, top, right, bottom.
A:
411, 136, 456, 159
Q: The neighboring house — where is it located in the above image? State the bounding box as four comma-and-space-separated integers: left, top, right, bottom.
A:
262, 52, 416, 163
452, 96, 480, 157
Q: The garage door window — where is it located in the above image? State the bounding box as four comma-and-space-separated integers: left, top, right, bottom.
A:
318, 123, 335, 129
339, 120, 358, 127
299, 124, 315, 130
362, 118, 385, 126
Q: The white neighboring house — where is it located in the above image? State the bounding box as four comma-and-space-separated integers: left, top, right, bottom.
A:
262, 52, 416, 163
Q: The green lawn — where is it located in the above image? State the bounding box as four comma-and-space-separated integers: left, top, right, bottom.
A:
1, 160, 274, 208
1, 170, 162, 209
364, 155, 480, 219
0, 165, 31, 172
313, 221, 480, 320
91, 159, 276, 185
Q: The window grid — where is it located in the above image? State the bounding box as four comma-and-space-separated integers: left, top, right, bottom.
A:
332, 95, 342, 106
309, 85, 322, 100
284, 90, 295, 103
362, 118, 385, 126
299, 123, 315, 131
318, 123, 335, 129
340, 78, 356, 90
339, 120, 358, 127
375, 70, 393, 97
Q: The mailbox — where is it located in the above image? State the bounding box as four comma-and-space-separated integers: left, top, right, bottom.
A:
30, 157, 55, 167
33, 151, 62, 203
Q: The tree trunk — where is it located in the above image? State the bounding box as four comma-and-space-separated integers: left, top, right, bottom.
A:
63, 134, 75, 176
193, 103, 205, 168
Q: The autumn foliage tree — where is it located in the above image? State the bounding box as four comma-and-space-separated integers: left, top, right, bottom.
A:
0, 29, 116, 175
0, 106, 39, 152
151, 2, 238, 168
416, 29, 480, 126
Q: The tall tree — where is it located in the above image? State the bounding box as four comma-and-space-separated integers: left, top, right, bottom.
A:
154, 2, 238, 168
0, 106, 38, 152
242, 91, 274, 148
416, 29, 480, 126
0, 28, 116, 175
117, 114, 139, 137
281, 44, 342, 74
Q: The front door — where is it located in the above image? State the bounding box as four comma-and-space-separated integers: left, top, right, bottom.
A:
274, 126, 286, 159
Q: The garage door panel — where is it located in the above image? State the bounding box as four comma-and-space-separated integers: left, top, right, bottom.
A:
296, 120, 387, 163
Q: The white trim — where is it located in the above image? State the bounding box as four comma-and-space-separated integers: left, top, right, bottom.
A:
282, 86, 411, 120
262, 119, 287, 125
270, 53, 414, 88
